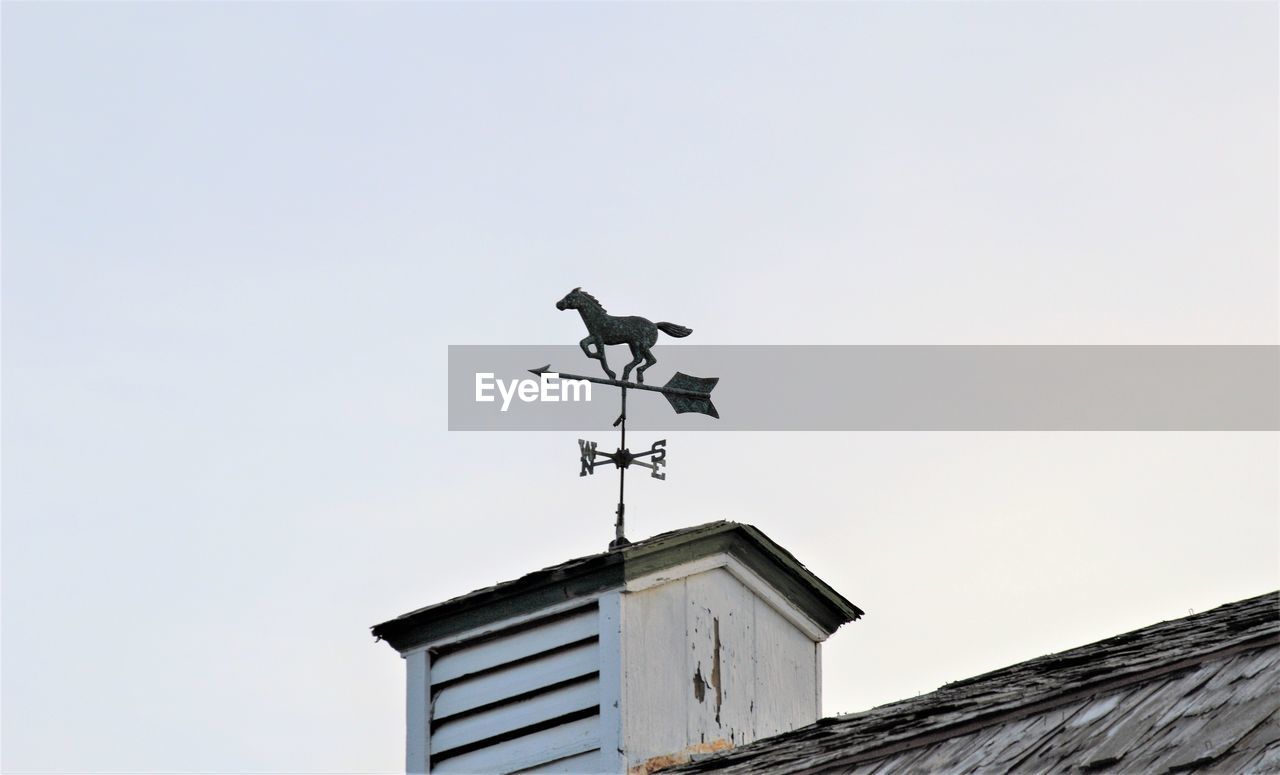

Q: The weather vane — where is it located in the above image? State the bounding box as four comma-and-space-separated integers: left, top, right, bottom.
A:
535, 288, 719, 549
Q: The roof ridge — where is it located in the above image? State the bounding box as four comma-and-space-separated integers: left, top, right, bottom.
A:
937, 590, 1278, 693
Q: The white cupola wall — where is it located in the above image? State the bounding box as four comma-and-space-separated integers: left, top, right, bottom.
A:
372, 522, 862, 774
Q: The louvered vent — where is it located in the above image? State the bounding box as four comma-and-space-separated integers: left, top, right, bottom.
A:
428, 602, 602, 773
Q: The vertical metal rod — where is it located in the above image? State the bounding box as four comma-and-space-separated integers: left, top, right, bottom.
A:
612, 386, 628, 549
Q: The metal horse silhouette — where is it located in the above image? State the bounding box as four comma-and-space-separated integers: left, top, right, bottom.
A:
556, 288, 691, 383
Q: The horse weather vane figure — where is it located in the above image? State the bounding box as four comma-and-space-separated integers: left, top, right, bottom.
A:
534, 288, 719, 549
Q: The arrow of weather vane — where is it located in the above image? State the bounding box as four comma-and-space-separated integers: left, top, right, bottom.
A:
536, 288, 720, 548
529, 366, 719, 419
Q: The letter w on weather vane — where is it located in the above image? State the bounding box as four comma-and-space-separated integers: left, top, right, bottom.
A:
536, 288, 720, 549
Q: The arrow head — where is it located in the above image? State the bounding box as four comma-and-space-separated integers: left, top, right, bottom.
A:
663, 372, 720, 418
529, 364, 552, 376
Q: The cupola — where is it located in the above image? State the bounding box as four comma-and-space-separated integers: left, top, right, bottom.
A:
371, 521, 862, 774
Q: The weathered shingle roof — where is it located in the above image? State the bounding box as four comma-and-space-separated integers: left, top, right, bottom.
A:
667, 591, 1280, 774
371, 521, 863, 652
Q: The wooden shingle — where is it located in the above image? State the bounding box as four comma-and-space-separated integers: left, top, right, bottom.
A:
666, 591, 1279, 774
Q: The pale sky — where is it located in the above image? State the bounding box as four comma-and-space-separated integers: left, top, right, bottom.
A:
2, 2, 1277, 772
